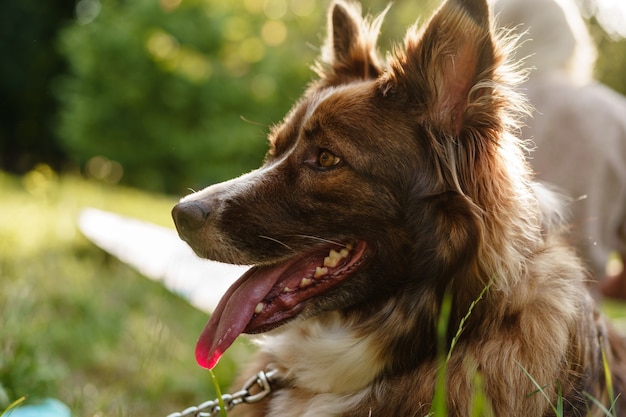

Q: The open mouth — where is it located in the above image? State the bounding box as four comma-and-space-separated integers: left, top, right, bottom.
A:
195, 240, 369, 369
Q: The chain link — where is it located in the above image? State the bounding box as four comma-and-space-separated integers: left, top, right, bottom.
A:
165, 369, 278, 417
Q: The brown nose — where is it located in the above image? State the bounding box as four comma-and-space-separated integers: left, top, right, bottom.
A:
172, 201, 210, 235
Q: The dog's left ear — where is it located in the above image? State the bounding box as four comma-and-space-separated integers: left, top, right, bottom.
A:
316, 1, 386, 85
383, 0, 498, 137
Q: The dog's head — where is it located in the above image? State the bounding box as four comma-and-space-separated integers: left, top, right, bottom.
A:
173, 0, 530, 369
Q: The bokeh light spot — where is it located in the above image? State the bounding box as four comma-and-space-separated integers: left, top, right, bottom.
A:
23, 164, 57, 197
261, 20, 288, 46
146, 29, 212, 82
86, 156, 124, 184
264, 0, 288, 20
159, 0, 181, 12
239, 37, 266, 63
290, 0, 316, 17
75, 0, 101, 25
146, 30, 180, 61
178, 51, 213, 82
244, 0, 264, 14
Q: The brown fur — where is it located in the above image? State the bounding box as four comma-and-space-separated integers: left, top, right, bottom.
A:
171, 0, 626, 415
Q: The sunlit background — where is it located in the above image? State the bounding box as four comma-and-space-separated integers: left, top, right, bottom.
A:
3, 0, 625, 195
1, 0, 626, 415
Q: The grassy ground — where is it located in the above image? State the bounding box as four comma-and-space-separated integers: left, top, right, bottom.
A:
0, 166, 251, 416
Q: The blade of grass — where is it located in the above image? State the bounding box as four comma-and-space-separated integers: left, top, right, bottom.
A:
517, 361, 561, 416
447, 279, 492, 362
210, 370, 228, 417
0, 396, 26, 417
582, 337, 619, 417
556, 381, 563, 417
601, 336, 615, 403
429, 293, 452, 416
474, 372, 498, 416
583, 392, 615, 417
430, 281, 492, 416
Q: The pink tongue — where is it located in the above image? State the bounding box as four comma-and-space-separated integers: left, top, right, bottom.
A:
195, 262, 293, 369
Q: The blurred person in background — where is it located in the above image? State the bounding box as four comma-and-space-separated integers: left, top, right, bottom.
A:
491, 0, 626, 299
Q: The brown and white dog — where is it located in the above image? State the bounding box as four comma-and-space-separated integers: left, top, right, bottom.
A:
172, 0, 626, 415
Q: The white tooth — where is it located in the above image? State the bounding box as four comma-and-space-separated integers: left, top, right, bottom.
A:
323, 256, 339, 268
283, 286, 292, 293
255, 302, 264, 314
314, 267, 328, 278
324, 249, 343, 267
339, 248, 349, 258
299, 278, 313, 288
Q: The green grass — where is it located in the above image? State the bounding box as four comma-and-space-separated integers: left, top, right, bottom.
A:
0, 167, 252, 416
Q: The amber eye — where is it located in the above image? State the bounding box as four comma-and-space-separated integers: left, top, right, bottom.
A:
318, 150, 340, 168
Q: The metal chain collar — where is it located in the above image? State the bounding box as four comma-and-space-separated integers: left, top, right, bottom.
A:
165, 369, 278, 417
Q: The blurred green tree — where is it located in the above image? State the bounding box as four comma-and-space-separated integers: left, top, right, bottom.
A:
56, 0, 323, 193
0, 0, 74, 173
50, 0, 626, 193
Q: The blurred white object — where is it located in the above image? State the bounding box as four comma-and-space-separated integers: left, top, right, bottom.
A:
577, 0, 626, 39
77, 207, 246, 313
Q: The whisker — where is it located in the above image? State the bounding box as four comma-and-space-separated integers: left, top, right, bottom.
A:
287, 235, 347, 247
259, 235, 294, 251
240, 115, 269, 127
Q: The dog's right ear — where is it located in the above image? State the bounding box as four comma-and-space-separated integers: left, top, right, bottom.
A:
315, 1, 386, 86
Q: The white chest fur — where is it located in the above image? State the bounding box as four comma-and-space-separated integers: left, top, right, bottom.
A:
258, 312, 385, 393
255, 312, 385, 416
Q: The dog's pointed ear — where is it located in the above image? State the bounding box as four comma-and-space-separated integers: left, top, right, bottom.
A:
383, 0, 497, 136
316, 1, 386, 85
